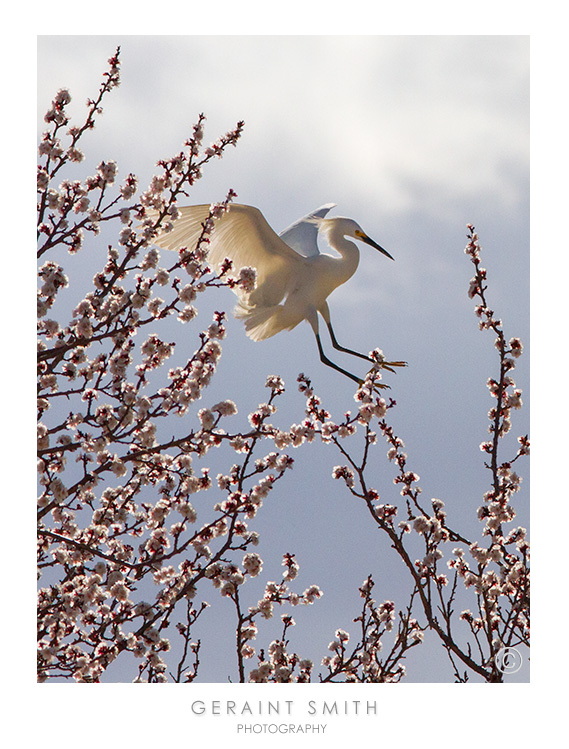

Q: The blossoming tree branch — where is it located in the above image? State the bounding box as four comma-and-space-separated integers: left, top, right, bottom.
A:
37, 50, 529, 683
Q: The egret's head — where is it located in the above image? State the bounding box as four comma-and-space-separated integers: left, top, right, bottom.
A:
318, 217, 394, 260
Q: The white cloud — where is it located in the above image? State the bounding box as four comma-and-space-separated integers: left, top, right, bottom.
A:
38, 35, 528, 223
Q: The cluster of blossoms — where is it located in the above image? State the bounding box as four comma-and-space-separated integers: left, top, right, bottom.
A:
319, 576, 423, 683
239, 556, 323, 682
288, 228, 529, 682
37, 52, 325, 684
248, 640, 314, 684
457, 227, 530, 665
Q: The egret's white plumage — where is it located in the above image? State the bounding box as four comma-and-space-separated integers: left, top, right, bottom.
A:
152, 203, 402, 383
278, 203, 336, 257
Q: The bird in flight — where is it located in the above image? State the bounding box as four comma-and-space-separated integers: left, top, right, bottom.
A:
151, 203, 405, 385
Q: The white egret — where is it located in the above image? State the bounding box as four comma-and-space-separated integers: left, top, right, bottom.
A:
152, 203, 404, 384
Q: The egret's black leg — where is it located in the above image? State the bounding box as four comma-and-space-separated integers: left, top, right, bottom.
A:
326, 320, 407, 373
314, 333, 362, 384
326, 320, 372, 362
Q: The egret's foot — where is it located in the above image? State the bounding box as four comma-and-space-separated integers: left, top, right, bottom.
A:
380, 360, 407, 373
369, 359, 407, 374
357, 374, 391, 391
368, 349, 407, 373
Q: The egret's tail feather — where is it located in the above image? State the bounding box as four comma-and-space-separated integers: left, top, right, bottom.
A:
234, 302, 291, 341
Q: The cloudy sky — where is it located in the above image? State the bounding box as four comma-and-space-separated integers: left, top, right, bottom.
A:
37, 35, 530, 686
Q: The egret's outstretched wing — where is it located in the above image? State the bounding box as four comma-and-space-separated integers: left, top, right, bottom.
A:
151, 204, 212, 255
278, 203, 337, 257
152, 204, 304, 307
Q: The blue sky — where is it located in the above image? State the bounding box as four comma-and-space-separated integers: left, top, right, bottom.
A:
37, 35, 530, 686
